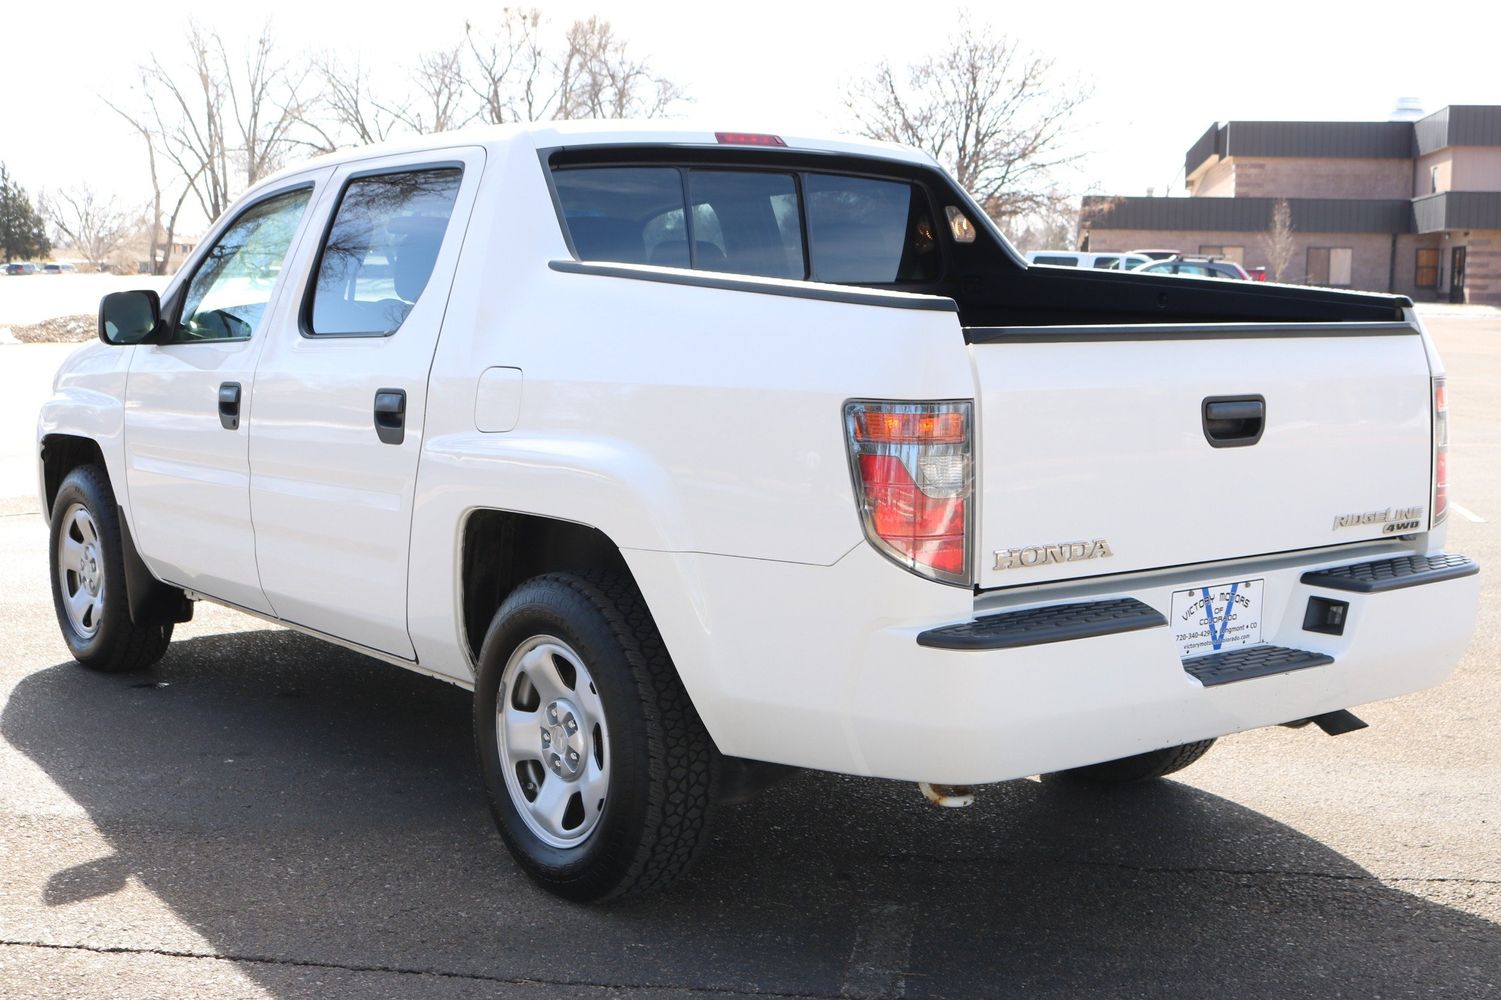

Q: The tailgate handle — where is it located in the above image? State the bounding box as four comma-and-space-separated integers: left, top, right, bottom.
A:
1202, 395, 1264, 448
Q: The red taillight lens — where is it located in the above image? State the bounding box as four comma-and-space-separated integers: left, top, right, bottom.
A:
1432, 376, 1449, 526
846, 401, 972, 585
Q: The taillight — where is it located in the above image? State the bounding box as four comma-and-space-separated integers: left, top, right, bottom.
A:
845, 400, 973, 586
1432, 376, 1448, 527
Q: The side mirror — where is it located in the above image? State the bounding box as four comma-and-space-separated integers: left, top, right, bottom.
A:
98, 290, 164, 345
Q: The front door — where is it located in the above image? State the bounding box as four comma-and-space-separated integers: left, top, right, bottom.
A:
247, 148, 483, 658
123, 179, 325, 613
1451, 246, 1468, 304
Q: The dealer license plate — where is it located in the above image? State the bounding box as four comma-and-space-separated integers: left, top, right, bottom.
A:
1169, 578, 1265, 660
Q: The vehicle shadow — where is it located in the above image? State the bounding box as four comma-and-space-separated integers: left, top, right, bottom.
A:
5, 628, 1499, 999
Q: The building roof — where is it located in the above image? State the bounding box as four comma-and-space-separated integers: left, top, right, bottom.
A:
1083, 196, 1415, 234
1412, 191, 1501, 233
1186, 105, 1501, 179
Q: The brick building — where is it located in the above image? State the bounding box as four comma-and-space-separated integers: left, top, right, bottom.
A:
1079, 106, 1501, 304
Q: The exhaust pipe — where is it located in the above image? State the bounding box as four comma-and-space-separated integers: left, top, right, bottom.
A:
918, 782, 975, 808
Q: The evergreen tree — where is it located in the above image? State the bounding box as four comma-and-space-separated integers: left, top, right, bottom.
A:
0, 164, 51, 262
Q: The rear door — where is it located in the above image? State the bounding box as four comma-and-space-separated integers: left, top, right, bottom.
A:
971, 324, 1434, 589
247, 147, 483, 657
123, 179, 326, 612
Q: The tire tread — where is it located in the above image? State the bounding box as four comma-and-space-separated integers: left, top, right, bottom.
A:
51, 464, 173, 673
1061, 738, 1216, 784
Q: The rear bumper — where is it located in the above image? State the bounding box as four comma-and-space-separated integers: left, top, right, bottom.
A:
626, 542, 1480, 785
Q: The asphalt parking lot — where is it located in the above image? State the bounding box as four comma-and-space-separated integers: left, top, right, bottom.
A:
0, 313, 1497, 999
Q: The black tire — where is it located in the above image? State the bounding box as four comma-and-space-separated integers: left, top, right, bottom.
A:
1059, 739, 1216, 784
48, 464, 173, 672
473, 572, 719, 901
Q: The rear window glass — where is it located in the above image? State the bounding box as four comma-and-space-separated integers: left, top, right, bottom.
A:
553, 165, 939, 285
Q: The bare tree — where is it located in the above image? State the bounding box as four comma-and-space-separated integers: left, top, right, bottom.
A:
845, 15, 1089, 223
460, 10, 682, 125
396, 45, 470, 134
228, 26, 312, 184
109, 20, 307, 228
1007, 189, 1079, 253
1261, 198, 1296, 281
41, 185, 140, 271
305, 54, 403, 150
465, 10, 550, 124
554, 17, 682, 119
103, 73, 207, 275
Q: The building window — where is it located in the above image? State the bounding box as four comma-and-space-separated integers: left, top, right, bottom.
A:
1200, 244, 1244, 264
1430, 165, 1440, 195
1307, 247, 1353, 287
1415, 248, 1440, 288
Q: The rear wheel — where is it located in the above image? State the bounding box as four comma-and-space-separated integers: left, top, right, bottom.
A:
473, 572, 718, 901
1059, 739, 1216, 784
48, 465, 173, 672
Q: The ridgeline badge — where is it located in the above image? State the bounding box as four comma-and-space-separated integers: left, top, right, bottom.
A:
993, 539, 1113, 572
1332, 505, 1424, 534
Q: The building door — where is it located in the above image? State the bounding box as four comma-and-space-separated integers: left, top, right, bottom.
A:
1451, 246, 1467, 304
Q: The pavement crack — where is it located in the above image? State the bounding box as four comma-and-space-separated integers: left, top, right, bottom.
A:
0, 938, 839, 998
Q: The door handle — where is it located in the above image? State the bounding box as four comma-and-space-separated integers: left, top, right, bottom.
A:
1202, 395, 1265, 448
373, 388, 406, 445
218, 382, 241, 430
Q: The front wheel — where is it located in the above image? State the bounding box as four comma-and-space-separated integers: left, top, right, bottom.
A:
48, 465, 172, 672
1058, 739, 1216, 784
473, 572, 719, 901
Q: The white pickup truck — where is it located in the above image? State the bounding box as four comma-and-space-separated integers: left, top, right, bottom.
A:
38, 123, 1479, 900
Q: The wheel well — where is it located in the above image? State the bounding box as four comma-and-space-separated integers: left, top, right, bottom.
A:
41, 434, 105, 513
460, 510, 636, 664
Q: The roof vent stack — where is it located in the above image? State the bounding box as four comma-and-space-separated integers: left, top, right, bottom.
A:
1389, 97, 1425, 122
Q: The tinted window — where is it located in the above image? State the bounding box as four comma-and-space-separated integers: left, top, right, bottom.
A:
1033, 255, 1079, 266
806, 175, 939, 283
554, 167, 683, 265
175, 187, 311, 342
309, 168, 462, 336
687, 171, 803, 278
1090, 256, 1119, 269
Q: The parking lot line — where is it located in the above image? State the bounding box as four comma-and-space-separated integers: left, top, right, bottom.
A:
1451, 502, 1486, 523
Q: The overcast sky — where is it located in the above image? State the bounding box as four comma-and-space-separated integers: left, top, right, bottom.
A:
3, 0, 1496, 235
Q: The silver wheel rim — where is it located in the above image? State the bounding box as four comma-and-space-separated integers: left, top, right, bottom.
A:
57, 503, 105, 638
497, 635, 611, 849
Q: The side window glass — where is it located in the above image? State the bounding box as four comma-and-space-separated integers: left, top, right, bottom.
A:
308, 168, 463, 336
806, 175, 940, 284
554, 167, 684, 265
174, 188, 311, 342
685, 171, 803, 278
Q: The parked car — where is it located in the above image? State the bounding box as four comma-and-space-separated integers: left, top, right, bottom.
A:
1025, 250, 1150, 270
1130, 248, 1181, 261
5, 262, 38, 275
1244, 266, 1269, 282
39, 123, 1479, 902
42, 262, 77, 274
1133, 256, 1253, 280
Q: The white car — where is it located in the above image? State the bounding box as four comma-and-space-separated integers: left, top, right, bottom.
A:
38, 122, 1480, 900
1025, 250, 1151, 271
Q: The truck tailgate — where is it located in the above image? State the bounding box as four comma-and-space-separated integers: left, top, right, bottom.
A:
970, 323, 1433, 589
